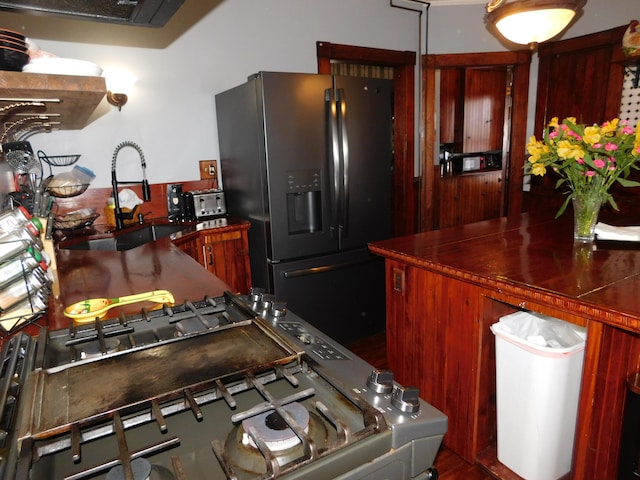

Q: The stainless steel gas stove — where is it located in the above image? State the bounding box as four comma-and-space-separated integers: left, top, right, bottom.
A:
0, 290, 447, 480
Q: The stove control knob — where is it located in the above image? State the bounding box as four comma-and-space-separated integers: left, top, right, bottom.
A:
249, 287, 265, 302
366, 369, 394, 394
391, 385, 420, 413
259, 293, 276, 310
269, 301, 287, 317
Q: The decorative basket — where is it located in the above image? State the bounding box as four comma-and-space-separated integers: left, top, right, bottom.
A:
104, 205, 139, 228
37, 151, 81, 168
48, 183, 89, 198
53, 208, 99, 230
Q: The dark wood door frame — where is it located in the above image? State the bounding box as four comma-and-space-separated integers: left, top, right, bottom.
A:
317, 41, 417, 236
422, 51, 531, 230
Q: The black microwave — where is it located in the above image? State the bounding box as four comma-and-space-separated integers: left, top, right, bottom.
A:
448, 150, 502, 173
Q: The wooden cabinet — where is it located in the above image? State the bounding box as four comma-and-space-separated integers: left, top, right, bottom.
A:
198, 228, 251, 294
173, 220, 252, 294
172, 233, 199, 259
435, 169, 502, 229
0, 71, 106, 135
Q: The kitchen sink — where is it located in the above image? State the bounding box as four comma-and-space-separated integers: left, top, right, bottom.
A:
60, 224, 188, 251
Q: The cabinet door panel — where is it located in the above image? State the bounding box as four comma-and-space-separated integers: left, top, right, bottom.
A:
385, 260, 482, 461
438, 171, 502, 228
200, 230, 251, 294
463, 67, 507, 152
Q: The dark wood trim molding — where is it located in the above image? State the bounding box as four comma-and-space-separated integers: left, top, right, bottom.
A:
316, 41, 417, 236
422, 50, 531, 230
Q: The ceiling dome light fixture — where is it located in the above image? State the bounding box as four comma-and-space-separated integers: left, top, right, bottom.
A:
486, 0, 585, 49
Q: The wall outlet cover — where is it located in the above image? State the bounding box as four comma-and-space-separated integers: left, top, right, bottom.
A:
199, 160, 217, 180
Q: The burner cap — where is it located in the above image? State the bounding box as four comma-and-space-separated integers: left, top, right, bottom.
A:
106, 458, 151, 480
106, 458, 175, 480
241, 402, 310, 451
80, 338, 121, 359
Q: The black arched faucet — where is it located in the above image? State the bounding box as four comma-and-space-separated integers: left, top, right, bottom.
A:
111, 141, 151, 230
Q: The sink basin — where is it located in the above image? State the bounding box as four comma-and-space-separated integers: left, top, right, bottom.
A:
60, 224, 188, 251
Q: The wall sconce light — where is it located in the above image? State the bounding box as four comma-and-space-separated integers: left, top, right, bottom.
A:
103, 69, 137, 111
485, 0, 585, 49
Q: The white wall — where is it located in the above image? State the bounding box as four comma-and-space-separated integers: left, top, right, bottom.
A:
7, 0, 421, 188
4, 0, 637, 189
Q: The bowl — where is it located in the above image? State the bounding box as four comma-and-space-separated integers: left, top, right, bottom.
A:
0, 37, 27, 52
0, 28, 26, 43
0, 45, 29, 71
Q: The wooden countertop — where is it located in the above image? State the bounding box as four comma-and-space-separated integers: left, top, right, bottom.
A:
369, 212, 640, 333
37, 219, 250, 334
47, 239, 231, 330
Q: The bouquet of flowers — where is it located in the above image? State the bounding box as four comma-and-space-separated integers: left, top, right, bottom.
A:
527, 116, 640, 218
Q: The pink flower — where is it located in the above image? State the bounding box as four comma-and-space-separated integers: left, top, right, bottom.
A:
593, 143, 603, 148
593, 159, 606, 168
622, 126, 634, 135
585, 171, 595, 177
567, 130, 581, 140
605, 142, 618, 151
549, 130, 558, 139
576, 158, 585, 164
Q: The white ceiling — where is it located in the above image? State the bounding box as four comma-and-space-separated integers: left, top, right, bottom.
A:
428, 0, 486, 5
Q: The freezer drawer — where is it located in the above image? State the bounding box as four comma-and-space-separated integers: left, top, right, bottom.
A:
269, 249, 385, 344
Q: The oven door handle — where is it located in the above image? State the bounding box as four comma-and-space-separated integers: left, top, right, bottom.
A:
281, 257, 373, 278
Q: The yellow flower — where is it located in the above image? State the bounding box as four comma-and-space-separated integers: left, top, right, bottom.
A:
527, 136, 542, 155
548, 117, 559, 128
582, 126, 601, 146
600, 118, 619, 135
556, 140, 584, 159
530, 162, 547, 176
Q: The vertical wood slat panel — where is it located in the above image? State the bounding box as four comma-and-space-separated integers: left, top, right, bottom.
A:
573, 323, 640, 478
439, 68, 464, 147
463, 68, 507, 153
386, 258, 483, 461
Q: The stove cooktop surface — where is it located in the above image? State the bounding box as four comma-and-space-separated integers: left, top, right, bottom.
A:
2, 290, 447, 480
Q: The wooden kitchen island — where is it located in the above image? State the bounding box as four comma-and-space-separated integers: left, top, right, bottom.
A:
369, 212, 640, 480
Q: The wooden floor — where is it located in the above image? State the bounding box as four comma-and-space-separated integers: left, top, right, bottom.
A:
346, 331, 494, 480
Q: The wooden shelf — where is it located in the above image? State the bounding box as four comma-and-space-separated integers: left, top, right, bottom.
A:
0, 71, 106, 134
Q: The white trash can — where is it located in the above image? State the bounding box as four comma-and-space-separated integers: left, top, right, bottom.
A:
491, 311, 587, 480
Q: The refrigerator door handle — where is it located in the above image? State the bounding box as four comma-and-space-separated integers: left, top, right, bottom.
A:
335, 88, 349, 242
326, 88, 341, 239
281, 257, 375, 278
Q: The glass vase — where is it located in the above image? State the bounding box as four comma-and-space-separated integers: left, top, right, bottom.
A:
572, 194, 602, 243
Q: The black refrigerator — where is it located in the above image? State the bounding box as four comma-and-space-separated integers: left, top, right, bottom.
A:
215, 71, 393, 344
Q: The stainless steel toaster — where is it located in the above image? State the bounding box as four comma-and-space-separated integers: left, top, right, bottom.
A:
184, 189, 227, 220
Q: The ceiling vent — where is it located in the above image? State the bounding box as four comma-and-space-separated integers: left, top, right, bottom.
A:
0, 0, 186, 27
